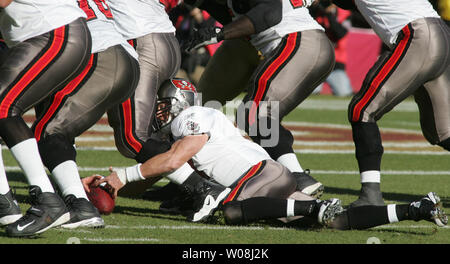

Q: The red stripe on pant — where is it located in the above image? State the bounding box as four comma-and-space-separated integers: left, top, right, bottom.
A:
0, 26, 67, 119
351, 26, 412, 122
248, 33, 298, 126
223, 161, 263, 204
120, 98, 142, 153
34, 54, 95, 141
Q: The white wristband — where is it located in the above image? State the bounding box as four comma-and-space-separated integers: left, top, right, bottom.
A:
126, 164, 145, 183
115, 164, 145, 185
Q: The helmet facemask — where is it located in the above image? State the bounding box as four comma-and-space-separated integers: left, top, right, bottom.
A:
152, 78, 200, 136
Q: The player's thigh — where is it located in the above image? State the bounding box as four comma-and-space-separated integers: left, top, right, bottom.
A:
237, 160, 296, 201
0, 19, 91, 116
197, 39, 260, 105
349, 18, 449, 123
40, 46, 138, 139
132, 33, 181, 139
246, 30, 334, 118
414, 66, 450, 144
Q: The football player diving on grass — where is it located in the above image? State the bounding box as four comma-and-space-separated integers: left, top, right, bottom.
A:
331, 0, 450, 208
83, 78, 448, 230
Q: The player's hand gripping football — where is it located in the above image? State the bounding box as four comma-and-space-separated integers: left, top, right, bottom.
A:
82, 168, 124, 199
182, 26, 224, 53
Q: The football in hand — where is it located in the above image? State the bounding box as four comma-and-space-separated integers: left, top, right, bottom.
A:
86, 185, 115, 215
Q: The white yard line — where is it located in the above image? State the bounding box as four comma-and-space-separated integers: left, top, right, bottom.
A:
82, 237, 159, 242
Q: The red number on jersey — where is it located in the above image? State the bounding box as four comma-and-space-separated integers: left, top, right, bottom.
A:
78, 0, 113, 21
289, 0, 304, 8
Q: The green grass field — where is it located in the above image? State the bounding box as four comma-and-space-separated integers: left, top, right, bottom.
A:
0, 95, 449, 245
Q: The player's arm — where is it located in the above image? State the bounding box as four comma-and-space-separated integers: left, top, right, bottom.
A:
0, 0, 13, 8
91, 134, 208, 198
139, 134, 208, 177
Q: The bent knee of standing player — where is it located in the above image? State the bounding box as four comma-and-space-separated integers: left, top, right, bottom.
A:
38, 133, 76, 171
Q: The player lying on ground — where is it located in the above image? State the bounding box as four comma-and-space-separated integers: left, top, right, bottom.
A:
83, 78, 448, 229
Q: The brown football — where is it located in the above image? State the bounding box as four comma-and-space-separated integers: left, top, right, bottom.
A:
86, 185, 115, 215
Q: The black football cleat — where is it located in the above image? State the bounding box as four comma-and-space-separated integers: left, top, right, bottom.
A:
293, 170, 324, 198
0, 189, 22, 226
60, 195, 104, 229
317, 198, 344, 226
6, 186, 70, 237
188, 180, 231, 223
408, 192, 447, 227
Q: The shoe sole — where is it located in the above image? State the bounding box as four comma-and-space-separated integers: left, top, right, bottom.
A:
60, 217, 105, 229
318, 199, 343, 226
191, 188, 231, 222
428, 192, 448, 227
301, 183, 324, 198
0, 214, 23, 226
34, 212, 71, 235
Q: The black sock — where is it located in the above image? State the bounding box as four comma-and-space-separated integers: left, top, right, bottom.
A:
395, 204, 410, 221
238, 197, 319, 224
346, 205, 390, 230
294, 200, 321, 217
240, 197, 287, 223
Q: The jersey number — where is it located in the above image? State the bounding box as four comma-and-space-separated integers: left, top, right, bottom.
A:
78, 0, 113, 21
289, 0, 304, 8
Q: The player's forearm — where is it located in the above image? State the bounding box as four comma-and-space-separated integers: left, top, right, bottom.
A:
139, 135, 207, 178
139, 149, 183, 178
0, 0, 13, 8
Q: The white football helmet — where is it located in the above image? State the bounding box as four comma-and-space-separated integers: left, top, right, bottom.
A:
153, 78, 200, 135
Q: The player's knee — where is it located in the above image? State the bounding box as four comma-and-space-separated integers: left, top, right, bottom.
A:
38, 133, 76, 172
438, 137, 450, 151
223, 201, 245, 225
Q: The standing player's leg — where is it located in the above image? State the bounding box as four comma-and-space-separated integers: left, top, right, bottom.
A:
33, 46, 139, 229
1, 18, 92, 236
238, 30, 334, 197
108, 33, 181, 197
348, 18, 449, 207
196, 39, 261, 106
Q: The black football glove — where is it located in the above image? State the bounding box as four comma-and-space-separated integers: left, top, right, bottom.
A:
183, 26, 224, 53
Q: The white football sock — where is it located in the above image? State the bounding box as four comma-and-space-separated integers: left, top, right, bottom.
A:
52, 160, 88, 199
360, 170, 381, 183
0, 148, 11, 195
10, 138, 54, 193
387, 204, 399, 223
277, 153, 303, 173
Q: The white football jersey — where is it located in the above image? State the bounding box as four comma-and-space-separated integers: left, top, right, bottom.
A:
227, 0, 323, 55
171, 106, 271, 187
355, 0, 440, 46
107, 0, 176, 40
78, 0, 138, 59
0, 0, 86, 47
